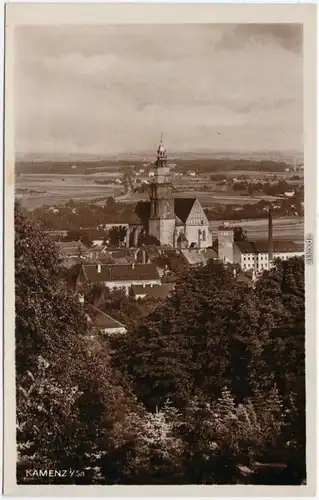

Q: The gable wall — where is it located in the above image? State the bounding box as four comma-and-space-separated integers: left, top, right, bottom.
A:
186, 199, 208, 226
185, 199, 212, 248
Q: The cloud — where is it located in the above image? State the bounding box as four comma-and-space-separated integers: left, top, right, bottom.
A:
216, 24, 302, 53
14, 24, 303, 155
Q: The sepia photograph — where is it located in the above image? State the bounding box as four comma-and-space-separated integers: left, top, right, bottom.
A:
3, 3, 317, 496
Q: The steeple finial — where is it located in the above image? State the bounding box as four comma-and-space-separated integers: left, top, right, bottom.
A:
156, 134, 167, 159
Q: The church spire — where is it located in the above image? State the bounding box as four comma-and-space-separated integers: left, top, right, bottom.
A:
156, 134, 167, 160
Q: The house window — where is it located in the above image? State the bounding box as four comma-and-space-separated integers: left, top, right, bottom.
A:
201, 219, 204, 225
202, 230, 206, 241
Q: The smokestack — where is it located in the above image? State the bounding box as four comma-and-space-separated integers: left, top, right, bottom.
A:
97, 264, 101, 274
142, 249, 146, 264
132, 262, 135, 270
268, 208, 273, 263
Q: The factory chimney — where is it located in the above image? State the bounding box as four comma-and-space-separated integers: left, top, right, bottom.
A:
268, 208, 273, 263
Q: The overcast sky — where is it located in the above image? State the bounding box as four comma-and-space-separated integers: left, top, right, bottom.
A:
15, 24, 303, 157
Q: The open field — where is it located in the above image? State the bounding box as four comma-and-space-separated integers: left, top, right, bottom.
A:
209, 216, 304, 242
116, 190, 284, 207
15, 162, 303, 211
201, 169, 303, 179
15, 172, 304, 242
15, 174, 123, 209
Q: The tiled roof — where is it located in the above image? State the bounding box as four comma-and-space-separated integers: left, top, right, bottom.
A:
85, 229, 108, 240
174, 198, 196, 223
112, 257, 132, 265
56, 242, 88, 257
90, 244, 108, 252
175, 215, 185, 227
180, 249, 208, 266
203, 248, 218, 259
141, 245, 162, 260
56, 241, 83, 248
131, 283, 175, 299
235, 240, 304, 255
97, 255, 117, 264
254, 240, 304, 254
85, 304, 126, 329
134, 197, 197, 225
110, 249, 133, 259
81, 263, 160, 283
234, 241, 257, 254
135, 201, 151, 226
84, 250, 115, 263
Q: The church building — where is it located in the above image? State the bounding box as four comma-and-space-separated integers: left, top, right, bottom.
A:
127, 138, 212, 249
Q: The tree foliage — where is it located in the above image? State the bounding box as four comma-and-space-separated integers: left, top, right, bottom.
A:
233, 226, 248, 241
15, 202, 305, 484
113, 258, 306, 483
108, 226, 127, 246
15, 203, 144, 484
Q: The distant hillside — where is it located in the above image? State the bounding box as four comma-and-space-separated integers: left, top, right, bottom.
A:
15, 156, 301, 176
16, 149, 303, 164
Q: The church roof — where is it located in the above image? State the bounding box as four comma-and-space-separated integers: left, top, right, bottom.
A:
175, 215, 185, 227
128, 211, 142, 225
133, 198, 198, 226
174, 198, 196, 223
134, 201, 151, 226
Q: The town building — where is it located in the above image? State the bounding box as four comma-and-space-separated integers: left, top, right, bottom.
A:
179, 247, 218, 267
85, 304, 127, 336
130, 283, 175, 300
217, 210, 304, 272
126, 138, 213, 249
55, 241, 89, 267
84, 228, 109, 247
56, 241, 89, 258
234, 240, 304, 272
76, 262, 161, 294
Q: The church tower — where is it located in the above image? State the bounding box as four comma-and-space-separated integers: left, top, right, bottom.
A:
149, 136, 176, 246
